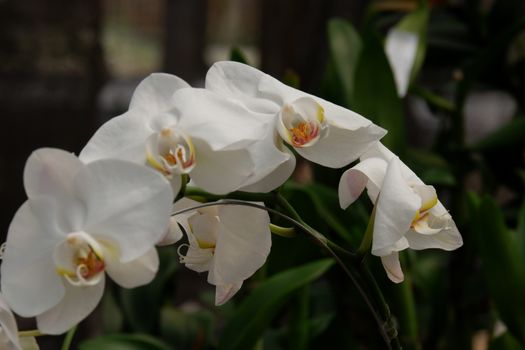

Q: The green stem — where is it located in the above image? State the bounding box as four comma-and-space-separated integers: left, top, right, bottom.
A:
61, 325, 77, 350
269, 223, 297, 238
184, 186, 275, 203
357, 204, 377, 260
412, 86, 455, 113
18, 330, 45, 338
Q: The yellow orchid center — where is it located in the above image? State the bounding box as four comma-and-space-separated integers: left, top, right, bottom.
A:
278, 97, 328, 148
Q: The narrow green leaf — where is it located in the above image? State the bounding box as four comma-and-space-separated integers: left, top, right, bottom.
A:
470, 117, 525, 151
396, 4, 429, 83
288, 286, 310, 350
353, 27, 406, 154
218, 259, 335, 350
469, 194, 525, 345
78, 334, 171, 350
327, 19, 362, 106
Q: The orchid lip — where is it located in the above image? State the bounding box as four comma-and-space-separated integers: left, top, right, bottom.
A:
146, 127, 196, 177
54, 232, 105, 287
277, 97, 328, 148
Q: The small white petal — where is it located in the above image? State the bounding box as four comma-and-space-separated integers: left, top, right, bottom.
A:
157, 217, 184, 246
36, 276, 105, 335
215, 281, 243, 306
79, 109, 152, 164
381, 252, 405, 283
371, 158, 421, 256
129, 73, 189, 113
74, 159, 173, 262
24, 148, 83, 200
189, 138, 255, 194
385, 29, 418, 97
338, 157, 388, 209
210, 204, 271, 285
104, 246, 159, 288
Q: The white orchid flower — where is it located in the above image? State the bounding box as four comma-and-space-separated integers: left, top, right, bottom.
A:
1, 148, 174, 334
0, 293, 39, 350
205, 61, 386, 190
174, 199, 271, 305
338, 143, 463, 283
80, 73, 266, 195
385, 29, 418, 98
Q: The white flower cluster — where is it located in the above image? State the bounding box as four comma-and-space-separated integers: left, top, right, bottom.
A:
0, 61, 461, 342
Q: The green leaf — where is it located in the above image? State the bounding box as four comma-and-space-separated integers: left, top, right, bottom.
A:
78, 334, 171, 350
119, 247, 179, 332
396, 4, 429, 83
353, 27, 406, 154
218, 259, 335, 350
327, 19, 362, 106
469, 194, 525, 345
470, 117, 525, 151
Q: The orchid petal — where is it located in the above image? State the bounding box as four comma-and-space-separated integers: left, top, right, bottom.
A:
1, 198, 65, 317
129, 73, 189, 113
240, 148, 295, 193
157, 217, 184, 246
104, 246, 159, 288
362, 142, 421, 184
257, 73, 383, 131
36, 276, 105, 335
215, 281, 243, 306
24, 148, 83, 200
296, 123, 386, 168
372, 158, 421, 256
210, 204, 271, 285
172, 88, 266, 151
79, 109, 152, 164
385, 29, 418, 97
73, 159, 173, 262
206, 61, 280, 114
406, 225, 463, 250
380, 252, 404, 283
338, 157, 388, 209
189, 138, 255, 194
